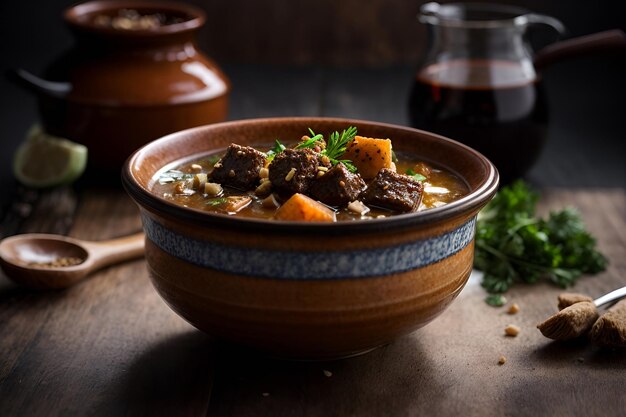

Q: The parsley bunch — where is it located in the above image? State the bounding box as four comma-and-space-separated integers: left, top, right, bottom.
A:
475, 181, 607, 294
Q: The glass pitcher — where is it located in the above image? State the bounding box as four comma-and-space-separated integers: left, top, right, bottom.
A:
408, 2, 565, 183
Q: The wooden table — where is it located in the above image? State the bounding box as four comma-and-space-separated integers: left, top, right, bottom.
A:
1, 66, 625, 416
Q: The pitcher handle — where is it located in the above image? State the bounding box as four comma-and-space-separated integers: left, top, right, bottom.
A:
418, 2, 442, 25
533, 29, 626, 70
517, 13, 566, 36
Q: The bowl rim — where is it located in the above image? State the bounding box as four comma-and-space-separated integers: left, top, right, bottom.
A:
122, 117, 499, 235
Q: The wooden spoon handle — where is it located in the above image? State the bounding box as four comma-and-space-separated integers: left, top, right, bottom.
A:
84, 233, 145, 270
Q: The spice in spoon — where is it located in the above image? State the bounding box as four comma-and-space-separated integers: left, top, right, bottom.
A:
27, 257, 84, 268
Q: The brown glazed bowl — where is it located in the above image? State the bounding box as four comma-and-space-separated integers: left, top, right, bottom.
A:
122, 117, 499, 359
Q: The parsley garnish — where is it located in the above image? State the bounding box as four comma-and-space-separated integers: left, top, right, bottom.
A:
158, 169, 193, 184
207, 155, 221, 166
406, 169, 427, 182
266, 127, 359, 172
295, 132, 324, 150
324, 126, 357, 160
206, 197, 228, 206
266, 140, 286, 162
305, 127, 359, 172
474, 181, 608, 296
334, 159, 358, 173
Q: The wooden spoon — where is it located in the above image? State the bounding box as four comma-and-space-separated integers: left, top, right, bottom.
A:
0, 233, 144, 290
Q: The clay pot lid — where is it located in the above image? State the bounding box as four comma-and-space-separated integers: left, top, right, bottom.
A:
63, 0, 205, 38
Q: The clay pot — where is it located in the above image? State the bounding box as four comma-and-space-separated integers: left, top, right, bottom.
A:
122, 117, 499, 359
11, 0, 229, 174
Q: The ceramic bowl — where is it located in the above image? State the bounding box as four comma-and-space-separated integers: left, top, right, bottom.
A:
122, 117, 498, 359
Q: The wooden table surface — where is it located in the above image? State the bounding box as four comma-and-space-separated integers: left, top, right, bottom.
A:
1, 66, 625, 416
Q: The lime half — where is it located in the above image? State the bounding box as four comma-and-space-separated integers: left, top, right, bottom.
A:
13, 127, 88, 188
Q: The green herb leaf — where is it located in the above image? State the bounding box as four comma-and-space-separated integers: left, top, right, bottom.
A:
295, 132, 324, 150
266, 140, 286, 162
324, 126, 358, 160
474, 180, 608, 294
159, 169, 193, 184
302, 127, 359, 172
485, 294, 507, 307
207, 155, 221, 166
206, 197, 228, 206
333, 159, 358, 173
406, 169, 427, 182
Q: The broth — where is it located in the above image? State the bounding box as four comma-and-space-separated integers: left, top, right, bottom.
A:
151, 145, 468, 222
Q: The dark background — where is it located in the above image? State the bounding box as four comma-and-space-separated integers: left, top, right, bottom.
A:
1, 0, 625, 205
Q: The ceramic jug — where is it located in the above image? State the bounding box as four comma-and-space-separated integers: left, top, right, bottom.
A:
408, 2, 626, 182
11, 0, 230, 174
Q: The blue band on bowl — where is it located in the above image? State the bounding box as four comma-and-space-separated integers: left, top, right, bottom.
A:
142, 215, 476, 280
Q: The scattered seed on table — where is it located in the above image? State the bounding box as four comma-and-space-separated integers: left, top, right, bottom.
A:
505, 324, 520, 337
508, 303, 520, 315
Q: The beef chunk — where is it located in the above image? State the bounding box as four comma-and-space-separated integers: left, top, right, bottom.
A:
360, 168, 423, 212
309, 163, 366, 207
210, 144, 266, 190
269, 148, 319, 196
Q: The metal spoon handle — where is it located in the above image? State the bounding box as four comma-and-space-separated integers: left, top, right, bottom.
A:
594, 285, 626, 308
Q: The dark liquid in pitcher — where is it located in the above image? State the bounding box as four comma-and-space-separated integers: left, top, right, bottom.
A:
408, 60, 548, 183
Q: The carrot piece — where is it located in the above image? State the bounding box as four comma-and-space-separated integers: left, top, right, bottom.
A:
274, 193, 336, 222
342, 136, 393, 179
